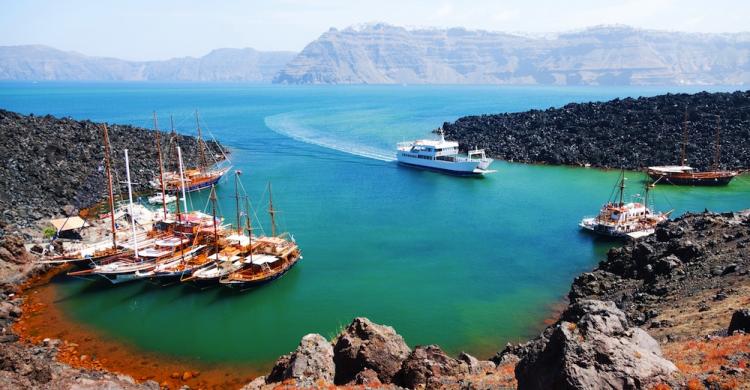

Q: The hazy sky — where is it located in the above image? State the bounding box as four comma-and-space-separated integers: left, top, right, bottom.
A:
1, 0, 748, 60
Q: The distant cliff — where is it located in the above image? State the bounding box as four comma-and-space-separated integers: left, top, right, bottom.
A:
274, 23, 750, 86
0, 45, 296, 82
443, 90, 750, 170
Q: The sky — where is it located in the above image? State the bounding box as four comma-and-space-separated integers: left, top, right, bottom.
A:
1, 0, 748, 61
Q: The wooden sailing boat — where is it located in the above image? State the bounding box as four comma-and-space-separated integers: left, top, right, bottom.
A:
647, 110, 739, 186
156, 111, 231, 193
182, 171, 254, 288
220, 182, 302, 291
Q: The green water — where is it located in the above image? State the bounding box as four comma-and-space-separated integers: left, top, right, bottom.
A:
1, 83, 748, 368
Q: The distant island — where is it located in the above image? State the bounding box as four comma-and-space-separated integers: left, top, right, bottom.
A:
3, 24, 750, 85
0, 45, 295, 82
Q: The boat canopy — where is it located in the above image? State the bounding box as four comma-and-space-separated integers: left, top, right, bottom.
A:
246, 254, 279, 265
226, 234, 250, 246
49, 216, 89, 232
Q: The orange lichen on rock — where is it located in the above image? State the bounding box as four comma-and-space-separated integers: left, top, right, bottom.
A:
662, 333, 750, 389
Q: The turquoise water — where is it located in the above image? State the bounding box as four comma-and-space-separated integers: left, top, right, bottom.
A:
1, 83, 748, 368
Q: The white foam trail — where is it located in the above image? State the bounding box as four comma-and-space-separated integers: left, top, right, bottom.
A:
264, 113, 396, 162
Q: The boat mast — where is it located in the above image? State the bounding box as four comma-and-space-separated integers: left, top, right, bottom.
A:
210, 185, 219, 255
124, 149, 139, 259
176, 146, 189, 214
234, 170, 242, 235
101, 124, 117, 249
680, 108, 689, 166
153, 112, 168, 220
268, 182, 277, 237
245, 197, 253, 263
195, 110, 207, 172
713, 115, 722, 171
618, 169, 626, 206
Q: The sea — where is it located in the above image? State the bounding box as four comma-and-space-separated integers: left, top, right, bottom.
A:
1, 82, 748, 369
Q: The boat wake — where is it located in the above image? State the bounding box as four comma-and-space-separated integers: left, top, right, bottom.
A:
264, 113, 396, 162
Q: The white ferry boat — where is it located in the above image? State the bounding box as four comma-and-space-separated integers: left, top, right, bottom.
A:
396, 128, 494, 176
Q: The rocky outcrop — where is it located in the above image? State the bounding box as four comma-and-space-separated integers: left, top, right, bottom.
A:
397, 345, 467, 388
254, 317, 510, 389
0, 109, 226, 228
333, 317, 411, 384
728, 309, 750, 335
515, 300, 677, 389
568, 211, 750, 333
443, 90, 750, 170
266, 333, 335, 386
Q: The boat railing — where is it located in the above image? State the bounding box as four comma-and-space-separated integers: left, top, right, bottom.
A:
467, 149, 487, 161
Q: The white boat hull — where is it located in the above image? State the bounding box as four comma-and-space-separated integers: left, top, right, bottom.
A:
396, 153, 494, 175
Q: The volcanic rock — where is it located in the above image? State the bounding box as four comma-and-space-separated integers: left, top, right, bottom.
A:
397, 344, 467, 388
728, 309, 750, 334
515, 300, 677, 389
266, 333, 334, 386
332, 317, 411, 384
0, 109, 226, 228
443, 90, 750, 170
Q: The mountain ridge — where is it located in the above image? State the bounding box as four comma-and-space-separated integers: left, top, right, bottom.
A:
0, 45, 296, 82
274, 23, 750, 85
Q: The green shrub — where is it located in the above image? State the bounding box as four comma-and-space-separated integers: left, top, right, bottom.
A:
42, 226, 57, 239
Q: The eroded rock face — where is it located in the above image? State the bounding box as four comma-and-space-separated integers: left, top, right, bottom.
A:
333, 317, 411, 384
728, 309, 750, 334
266, 333, 334, 386
515, 300, 677, 390
397, 344, 467, 389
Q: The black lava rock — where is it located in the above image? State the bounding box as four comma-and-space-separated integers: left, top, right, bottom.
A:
0, 109, 227, 228
443, 90, 750, 170
728, 309, 750, 334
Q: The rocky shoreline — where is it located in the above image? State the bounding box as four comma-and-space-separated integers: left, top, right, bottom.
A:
442, 90, 750, 170
0, 109, 226, 229
0, 110, 228, 388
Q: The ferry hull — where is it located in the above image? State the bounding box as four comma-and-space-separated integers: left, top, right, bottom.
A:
397, 161, 490, 176
647, 172, 736, 186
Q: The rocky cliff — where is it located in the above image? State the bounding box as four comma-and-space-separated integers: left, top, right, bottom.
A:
0, 109, 225, 228
275, 23, 750, 85
0, 45, 296, 82
443, 90, 750, 170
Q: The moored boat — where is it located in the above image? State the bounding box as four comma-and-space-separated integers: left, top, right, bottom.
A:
648, 110, 739, 186
580, 170, 671, 239
220, 235, 301, 291
155, 111, 231, 193
396, 127, 495, 176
